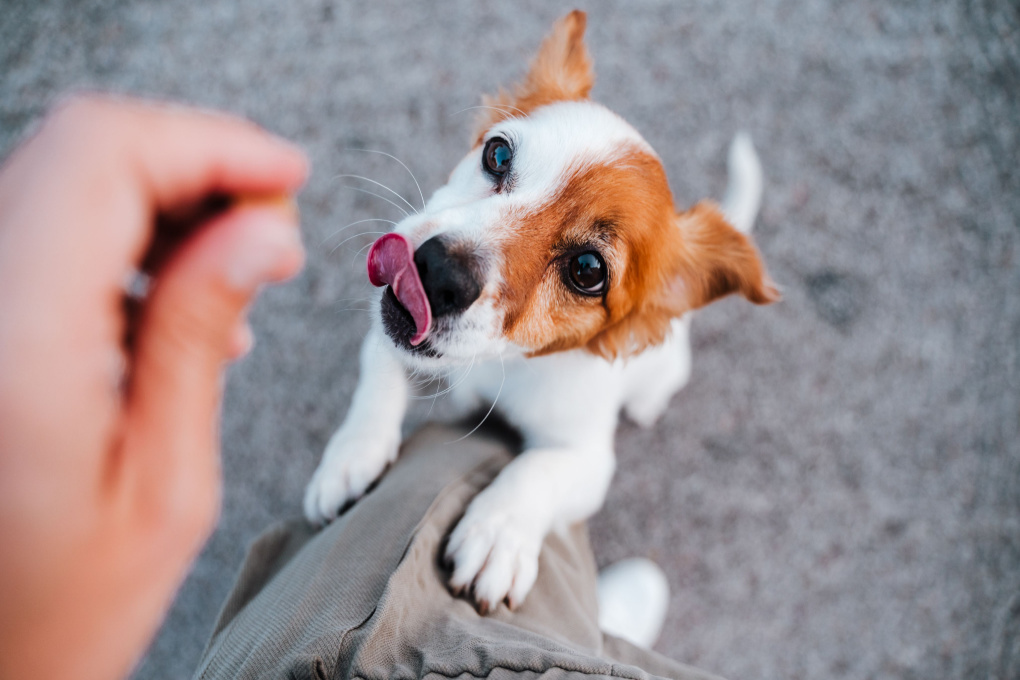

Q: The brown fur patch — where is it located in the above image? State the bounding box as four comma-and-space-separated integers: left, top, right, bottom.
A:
474, 10, 594, 142
673, 202, 781, 310
587, 202, 779, 359
469, 11, 777, 360
495, 151, 778, 360
498, 147, 673, 356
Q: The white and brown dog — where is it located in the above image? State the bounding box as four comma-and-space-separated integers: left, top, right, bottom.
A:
304, 11, 778, 613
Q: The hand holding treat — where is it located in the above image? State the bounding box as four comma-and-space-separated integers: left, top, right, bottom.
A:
0, 95, 307, 680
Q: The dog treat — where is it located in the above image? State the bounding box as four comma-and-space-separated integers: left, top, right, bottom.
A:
235, 194, 299, 222
123, 192, 299, 356
144, 192, 298, 276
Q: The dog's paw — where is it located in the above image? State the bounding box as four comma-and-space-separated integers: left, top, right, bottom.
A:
445, 494, 544, 613
303, 428, 399, 525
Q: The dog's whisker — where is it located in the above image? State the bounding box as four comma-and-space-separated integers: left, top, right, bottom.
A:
408, 381, 441, 394
345, 148, 427, 212
328, 231, 388, 256
320, 218, 398, 247
425, 373, 444, 417
332, 174, 419, 215
409, 367, 447, 392
420, 362, 465, 417
408, 370, 440, 390
413, 354, 476, 401
333, 296, 376, 304
432, 360, 475, 399
339, 185, 411, 218
332, 298, 376, 313
351, 240, 377, 264
446, 351, 504, 444
418, 371, 467, 402
498, 103, 528, 118
411, 375, 439, 389
424, 367, 450, 417
407, 368, 436, 386
451, 104, 528, 119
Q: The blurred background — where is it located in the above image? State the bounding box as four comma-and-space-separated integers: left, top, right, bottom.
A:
2, 1, 1018, 678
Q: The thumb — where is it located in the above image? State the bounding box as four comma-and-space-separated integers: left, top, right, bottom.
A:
120, 203, 303, 531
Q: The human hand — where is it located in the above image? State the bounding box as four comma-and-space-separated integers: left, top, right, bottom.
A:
0, 96, 307, 680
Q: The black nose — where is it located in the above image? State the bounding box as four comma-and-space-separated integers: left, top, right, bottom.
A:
414, 236, 482, 317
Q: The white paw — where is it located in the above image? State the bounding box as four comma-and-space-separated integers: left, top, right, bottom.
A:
303, 428, 400, 525
445, 492, 544, 613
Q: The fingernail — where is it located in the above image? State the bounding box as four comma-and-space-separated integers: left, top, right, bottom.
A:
224, 209, 304, 291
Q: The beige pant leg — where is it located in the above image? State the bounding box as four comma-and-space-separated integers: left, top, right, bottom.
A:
194, 425, 722, 680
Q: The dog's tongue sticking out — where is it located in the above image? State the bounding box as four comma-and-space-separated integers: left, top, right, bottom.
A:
367, 233, 432, 346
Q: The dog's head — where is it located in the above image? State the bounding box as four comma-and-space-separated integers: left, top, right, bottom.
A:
369, 10, 778, 370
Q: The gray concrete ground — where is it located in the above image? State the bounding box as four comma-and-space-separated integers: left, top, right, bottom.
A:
2, 1, 1018, 678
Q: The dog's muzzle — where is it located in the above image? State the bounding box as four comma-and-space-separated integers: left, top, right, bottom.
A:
371, 234, 483, 354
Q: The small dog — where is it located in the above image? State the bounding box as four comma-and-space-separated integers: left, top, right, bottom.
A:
305, 10, 778, 612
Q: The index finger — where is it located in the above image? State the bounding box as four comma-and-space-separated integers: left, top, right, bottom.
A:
111, 98, 309, 211
3, 94, 308, 300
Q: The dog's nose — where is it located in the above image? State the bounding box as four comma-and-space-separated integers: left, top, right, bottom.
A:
414, 236, 482, 317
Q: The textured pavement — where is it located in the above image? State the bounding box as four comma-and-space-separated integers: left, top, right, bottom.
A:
2, 2, 1018, 679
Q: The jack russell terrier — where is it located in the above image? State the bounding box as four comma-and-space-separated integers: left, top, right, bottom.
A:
304, 10, 778, 613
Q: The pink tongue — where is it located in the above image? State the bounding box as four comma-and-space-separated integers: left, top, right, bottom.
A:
367, 233, 432, 346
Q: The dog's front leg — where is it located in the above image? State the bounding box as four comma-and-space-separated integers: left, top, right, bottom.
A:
445, 442, 615, 612
303, 327, 409, 524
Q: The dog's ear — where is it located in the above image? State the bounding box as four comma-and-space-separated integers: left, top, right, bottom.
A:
585, 202, 778, 360
475, 10, 594, 139
512, 10, 593, 106
672, 201, 781, 311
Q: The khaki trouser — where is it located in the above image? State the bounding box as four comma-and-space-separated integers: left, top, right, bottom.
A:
193, 425, 723, 680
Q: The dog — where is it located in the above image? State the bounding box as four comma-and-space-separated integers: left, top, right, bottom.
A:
304, 10, 778, 613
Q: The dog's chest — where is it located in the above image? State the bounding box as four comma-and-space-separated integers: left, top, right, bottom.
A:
449, 350, 627, 445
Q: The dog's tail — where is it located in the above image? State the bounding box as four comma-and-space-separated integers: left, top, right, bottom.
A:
721, 132, 762, 235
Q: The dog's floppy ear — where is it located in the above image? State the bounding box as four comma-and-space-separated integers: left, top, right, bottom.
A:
586, 201, 778, 360
673, 201, 780, 311
475, 10, 594, 139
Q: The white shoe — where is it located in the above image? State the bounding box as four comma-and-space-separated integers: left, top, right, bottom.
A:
596, 557, 670, 649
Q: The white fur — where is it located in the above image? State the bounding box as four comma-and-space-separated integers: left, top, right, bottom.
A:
597, 557, 671, 648
303, 317, 407, 522
304, 105, 763, 609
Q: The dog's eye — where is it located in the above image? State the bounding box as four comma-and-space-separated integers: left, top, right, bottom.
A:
568, 252, 607, 295
483, 137, 512, 177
